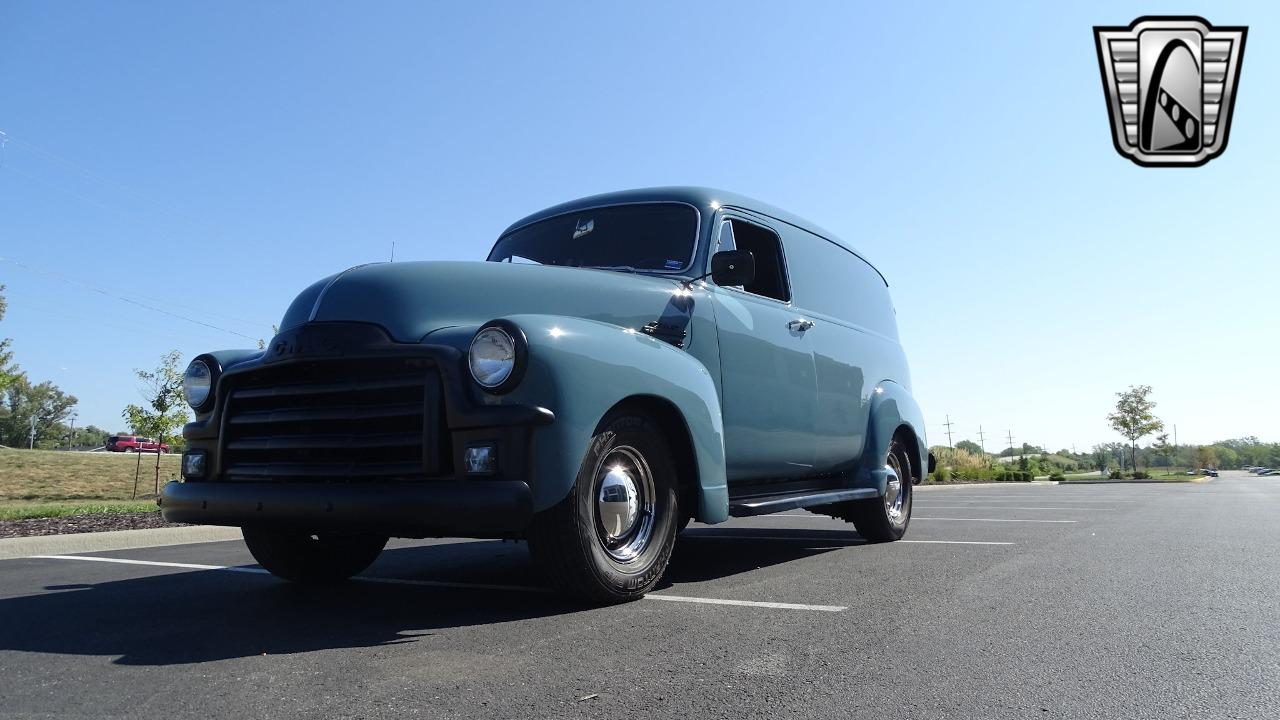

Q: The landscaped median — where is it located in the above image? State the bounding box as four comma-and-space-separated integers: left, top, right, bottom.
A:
1055, 471, 1209, 484
0, 447, 182, 539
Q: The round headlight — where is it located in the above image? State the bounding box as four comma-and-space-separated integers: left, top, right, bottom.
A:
469, 326, 518, 390
183, 359, 213, 409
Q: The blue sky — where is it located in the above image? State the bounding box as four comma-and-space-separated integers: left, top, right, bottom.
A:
1, 1, 1276, 449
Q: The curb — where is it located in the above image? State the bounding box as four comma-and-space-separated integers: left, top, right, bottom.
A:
0, 525, 243, 560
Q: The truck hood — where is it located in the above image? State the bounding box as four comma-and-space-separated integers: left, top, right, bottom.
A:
280, 261, 696, 346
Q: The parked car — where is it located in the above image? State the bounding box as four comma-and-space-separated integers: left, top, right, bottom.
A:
106, 435, 143, 452
160, 187, 930, 603
108, 435, 171, 453
136, 438, 171, 454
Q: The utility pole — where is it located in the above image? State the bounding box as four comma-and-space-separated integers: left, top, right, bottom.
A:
1174, 424, 1178, 471
29, 416, 37, 450
977, 426, 987, 455
66, 414, 77, 451
1006, 430, 1015, 457
943, 415, 955, 449
390, 241, 396, 262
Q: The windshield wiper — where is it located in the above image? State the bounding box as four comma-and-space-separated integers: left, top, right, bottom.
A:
582, 265, 639, 274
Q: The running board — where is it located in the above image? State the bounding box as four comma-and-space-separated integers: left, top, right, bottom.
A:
728, 488, 878, 517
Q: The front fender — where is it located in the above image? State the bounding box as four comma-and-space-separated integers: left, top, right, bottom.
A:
494, 314, 728, 522
184, 348, 266, 435
862, 380, 928, 491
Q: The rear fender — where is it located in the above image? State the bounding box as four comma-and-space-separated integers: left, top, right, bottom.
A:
859, 381, 928, 493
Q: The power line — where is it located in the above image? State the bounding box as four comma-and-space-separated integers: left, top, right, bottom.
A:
0, 255, 268, 329
1, 130, 198, 222
0, 256, 261, 341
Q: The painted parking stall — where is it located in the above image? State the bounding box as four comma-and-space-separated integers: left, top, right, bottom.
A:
4, 474, 1277, 720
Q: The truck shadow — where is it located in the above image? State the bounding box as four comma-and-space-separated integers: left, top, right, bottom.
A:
0, 529, 859, 666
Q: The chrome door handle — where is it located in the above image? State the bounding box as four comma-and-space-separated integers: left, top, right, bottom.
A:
787, 318, 815, 331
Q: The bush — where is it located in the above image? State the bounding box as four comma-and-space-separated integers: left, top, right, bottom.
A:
1109, 470, 1123, 479
1131, 471, 1150, 479
933, 466, 952, 483
1019, 471, 1032, 482
1049, 471, 1065, 482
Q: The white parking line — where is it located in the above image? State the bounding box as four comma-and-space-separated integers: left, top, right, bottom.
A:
32, 555, 269, 574
919, 496, 1137, 503
29, 554, 846, 612
915, 517, 1077, 523
914, 506, 1112, 511
755, 515, 1077, 524
646, 595, 845, 612
690, 533, 1013, 546
901, 539, 1015, 545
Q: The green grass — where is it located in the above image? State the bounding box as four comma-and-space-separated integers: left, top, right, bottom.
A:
0, 447, 181, 503
0, 500, 159, 521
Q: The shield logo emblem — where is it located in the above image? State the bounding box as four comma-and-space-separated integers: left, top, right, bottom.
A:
1094, 17, 1247, 166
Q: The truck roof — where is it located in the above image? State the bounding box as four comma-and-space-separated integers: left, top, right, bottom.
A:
498, 186, 885, 284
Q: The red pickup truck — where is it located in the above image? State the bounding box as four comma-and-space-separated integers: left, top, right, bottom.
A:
106, 435, 171, 453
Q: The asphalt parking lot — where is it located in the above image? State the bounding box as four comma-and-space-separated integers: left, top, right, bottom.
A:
1, 471, 1277, 719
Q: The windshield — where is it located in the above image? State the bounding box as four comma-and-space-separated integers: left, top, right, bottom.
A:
487, 203, 698, 274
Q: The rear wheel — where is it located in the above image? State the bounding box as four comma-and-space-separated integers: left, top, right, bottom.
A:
819, 436, 915, 542
242, 528, 388, 583
528, 412, 680, 604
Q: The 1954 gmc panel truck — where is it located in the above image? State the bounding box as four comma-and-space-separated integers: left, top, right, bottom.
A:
161, 187, 930, 603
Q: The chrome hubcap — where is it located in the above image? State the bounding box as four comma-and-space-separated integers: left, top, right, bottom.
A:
593, 446, 655, 563
885, 449, 910, 526
598, 466, 640, 540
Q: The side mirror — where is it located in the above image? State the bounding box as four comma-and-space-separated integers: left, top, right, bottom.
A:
710, 250, 755, 287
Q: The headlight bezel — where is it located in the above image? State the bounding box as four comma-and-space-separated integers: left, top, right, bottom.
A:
183, 355, 221, 412
468, 320, 527, 394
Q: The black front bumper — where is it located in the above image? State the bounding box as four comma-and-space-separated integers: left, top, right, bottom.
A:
160, 479, 532, 537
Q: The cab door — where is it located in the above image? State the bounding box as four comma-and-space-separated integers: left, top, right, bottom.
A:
709, 215, 817, 482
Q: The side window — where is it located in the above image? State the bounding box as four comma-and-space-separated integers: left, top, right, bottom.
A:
786, 228, 898, 338
720, 218, 790, 302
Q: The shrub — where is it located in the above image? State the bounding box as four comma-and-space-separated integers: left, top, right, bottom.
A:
1109, 470, 1122, 479
1019, 471, 1032, 482
1132, 471, 1150, 479
930, 447, 993, 473
1049, 471, 1065, 482
933, 466, 952, 483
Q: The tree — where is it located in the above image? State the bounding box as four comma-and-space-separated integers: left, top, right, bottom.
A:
0, 376, 78, 447
1196, 446, 1219, 470
1107, 385, 1164, 473
1152, 433, 1174, 470
0, 285, 21, 393
122, 351, 190, 494
955, 439, 983, 455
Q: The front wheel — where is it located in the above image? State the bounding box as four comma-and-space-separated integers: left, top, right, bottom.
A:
527, 412, 680, 604
242, 528, 388, 583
